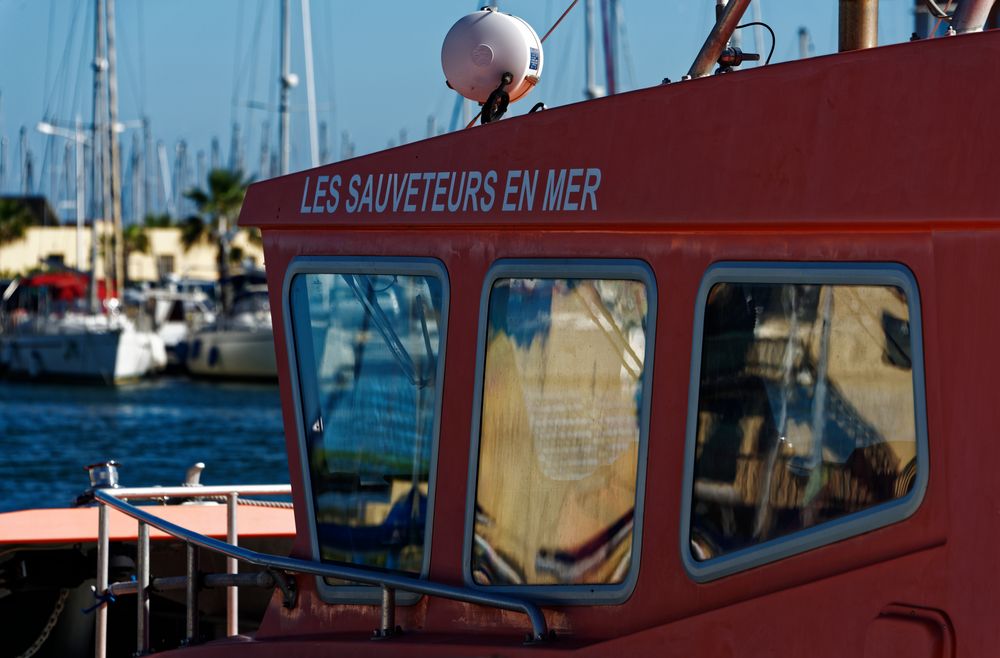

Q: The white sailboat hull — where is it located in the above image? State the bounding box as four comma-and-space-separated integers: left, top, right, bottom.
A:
185, 327, 277, 379
0, 320, 166, 383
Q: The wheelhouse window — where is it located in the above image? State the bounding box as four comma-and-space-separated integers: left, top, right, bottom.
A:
469, 263, 654, 598
289, 265, 446, 580
684, 264, 927, 580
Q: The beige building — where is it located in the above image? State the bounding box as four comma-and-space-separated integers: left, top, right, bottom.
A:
0, 225, 264, 282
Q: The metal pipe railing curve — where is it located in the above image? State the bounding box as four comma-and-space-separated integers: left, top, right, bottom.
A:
93, 489, 549, 642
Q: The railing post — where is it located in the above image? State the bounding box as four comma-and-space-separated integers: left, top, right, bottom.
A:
185, 543, 199, 645
374, 585, 397, 639
226, 492, 239, 637
93, 487, 548, 644
136, 521, 150, 655
95, 503, 109, 658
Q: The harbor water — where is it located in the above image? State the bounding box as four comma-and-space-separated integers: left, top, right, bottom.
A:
0, 377, 286, 512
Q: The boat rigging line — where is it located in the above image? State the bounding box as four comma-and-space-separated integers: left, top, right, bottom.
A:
541, 0, 580, 44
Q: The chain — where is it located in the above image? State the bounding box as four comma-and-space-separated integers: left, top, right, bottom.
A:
16, 588, 70, 658
236, 498, 294, 509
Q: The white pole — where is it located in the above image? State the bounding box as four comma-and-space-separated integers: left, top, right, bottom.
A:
584, 0, 603, 98
157, 142, 175, 217
301, 0, 320, 168
752, 0, 766, 65
75, 116, 85, 271
279, 0, 293, 175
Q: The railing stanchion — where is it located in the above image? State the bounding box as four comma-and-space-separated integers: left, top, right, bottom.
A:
376, 585, 397, 638
226, 492, 239, 636
185, 543, 199, 645
95, 503, 109, 658
137, 521, 150, 655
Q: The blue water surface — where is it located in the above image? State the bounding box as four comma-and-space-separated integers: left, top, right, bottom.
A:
0, 377, 288, 512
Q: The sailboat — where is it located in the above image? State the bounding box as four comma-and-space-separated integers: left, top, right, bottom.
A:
0, 271, 166, 382
182, 0, 318, 381
185, 271, 276, 379
0, 0, 166, 383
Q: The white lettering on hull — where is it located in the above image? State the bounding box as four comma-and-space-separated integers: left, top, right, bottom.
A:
297, 168, 602, 218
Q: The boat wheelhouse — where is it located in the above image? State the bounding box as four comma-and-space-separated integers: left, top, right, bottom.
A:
172, 27, 992, 655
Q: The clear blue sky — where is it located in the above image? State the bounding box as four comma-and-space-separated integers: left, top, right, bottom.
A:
0, 0, 917, 215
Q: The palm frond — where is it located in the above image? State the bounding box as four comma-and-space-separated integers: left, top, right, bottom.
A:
179, 215, 208, 251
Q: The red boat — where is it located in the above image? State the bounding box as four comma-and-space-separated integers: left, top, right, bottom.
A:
14, 2, 1000, 656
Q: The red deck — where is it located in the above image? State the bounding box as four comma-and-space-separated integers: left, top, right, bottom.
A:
0, 505, 295, 545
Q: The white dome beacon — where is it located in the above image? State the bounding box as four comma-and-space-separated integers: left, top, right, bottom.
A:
441, 7, 544, 124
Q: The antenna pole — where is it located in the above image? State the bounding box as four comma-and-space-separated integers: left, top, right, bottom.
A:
839, 0, 878, 51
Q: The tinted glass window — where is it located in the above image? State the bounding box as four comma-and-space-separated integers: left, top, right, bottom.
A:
290, 272, 444, 575
473, 277, 649, 586
691, 282, 918, 561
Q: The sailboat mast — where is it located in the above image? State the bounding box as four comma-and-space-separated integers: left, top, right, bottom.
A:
279, 0, 292, 175
601, 0, 617, 95
89, 0, 107, 314
584, 0, 603, 99
301, 0, 320, 168
106, 0, 125, 298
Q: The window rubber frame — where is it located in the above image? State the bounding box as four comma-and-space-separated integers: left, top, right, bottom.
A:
680, 261, 929, 583
282, 256, 450, 604
462, 258, 657, 605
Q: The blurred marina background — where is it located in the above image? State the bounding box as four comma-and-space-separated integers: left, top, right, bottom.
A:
0, 1, 964, 512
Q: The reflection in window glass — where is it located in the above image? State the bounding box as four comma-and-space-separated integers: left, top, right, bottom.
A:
473, 277, 648, 586
691, 282, 918, 561
291, 272, 444, 575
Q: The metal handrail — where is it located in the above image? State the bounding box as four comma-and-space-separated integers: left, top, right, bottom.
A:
93, 488, 549, 650
109, 484, 293, 498
91, 484, 294, 657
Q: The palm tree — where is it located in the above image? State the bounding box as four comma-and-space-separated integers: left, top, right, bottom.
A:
122, 224, 150, 285
183, 169, 249, 312
98, 224, 150, 286
143, 212, 173, 228
0, 199, 33, 248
